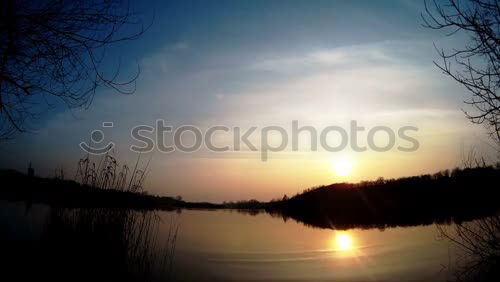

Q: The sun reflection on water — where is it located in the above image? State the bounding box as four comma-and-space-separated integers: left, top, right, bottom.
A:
332, 231, 355, 252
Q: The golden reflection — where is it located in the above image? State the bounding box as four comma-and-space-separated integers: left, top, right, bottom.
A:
333, 231, 354, 252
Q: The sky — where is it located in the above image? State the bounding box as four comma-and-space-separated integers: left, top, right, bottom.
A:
0, 0, 497, 202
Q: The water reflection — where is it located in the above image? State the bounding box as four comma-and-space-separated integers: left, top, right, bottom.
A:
0, 204, 479, 282
333, 231, 353, 252
437, 215, 500, 281
1, 202, 179, 282
170, 210, 460, 281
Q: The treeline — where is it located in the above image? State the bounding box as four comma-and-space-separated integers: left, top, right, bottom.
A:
0, 169, 185, 210
266, 165, 500, 229
2, 165, 500, 230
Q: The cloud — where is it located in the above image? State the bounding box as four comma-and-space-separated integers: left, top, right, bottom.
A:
249, 40, 429, 73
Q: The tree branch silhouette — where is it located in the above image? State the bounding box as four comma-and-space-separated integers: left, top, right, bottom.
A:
422, 0, 500, 146
0, 0, 149, 139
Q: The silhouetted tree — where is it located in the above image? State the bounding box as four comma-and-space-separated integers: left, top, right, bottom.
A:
437, 215, 500, 281
0, 0, 148, 139
269, 165, 500, 229
422, 0, 500, 145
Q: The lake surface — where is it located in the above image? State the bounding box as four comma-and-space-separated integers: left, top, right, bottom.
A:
168, 209, 461, 282
1, 201, 465, 281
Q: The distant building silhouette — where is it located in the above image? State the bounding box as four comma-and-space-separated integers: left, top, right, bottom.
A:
28, 162, 34, 177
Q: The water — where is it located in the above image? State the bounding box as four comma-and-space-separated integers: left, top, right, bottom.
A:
168, 209, 459, 281
0, 201, 466, 281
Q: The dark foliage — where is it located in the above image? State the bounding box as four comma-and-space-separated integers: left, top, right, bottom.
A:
267, 166, 500, 229
0, 169, 183, 209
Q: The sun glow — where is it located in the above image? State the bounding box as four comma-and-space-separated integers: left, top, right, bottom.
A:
335, 233, 352, 251
331, 157, 353, 177
334, 232, 353, 251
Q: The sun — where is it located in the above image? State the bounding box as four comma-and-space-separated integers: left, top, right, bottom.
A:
331, 157, 353, 177
334, 232, 353, 251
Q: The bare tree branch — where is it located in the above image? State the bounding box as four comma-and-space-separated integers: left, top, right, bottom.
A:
0, 0, 149, 139
423, 0, 500, 147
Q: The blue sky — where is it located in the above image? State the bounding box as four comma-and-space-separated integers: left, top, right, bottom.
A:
1, 0, 495, 202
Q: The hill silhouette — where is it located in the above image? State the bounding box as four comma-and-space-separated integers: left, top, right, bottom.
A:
2, 165, 500, 229
265, 165, 500, 229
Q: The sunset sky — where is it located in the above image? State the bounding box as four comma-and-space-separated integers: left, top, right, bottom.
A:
0, 0, 496, 202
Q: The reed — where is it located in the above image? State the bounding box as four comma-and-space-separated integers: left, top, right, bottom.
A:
75, 152, 151, 192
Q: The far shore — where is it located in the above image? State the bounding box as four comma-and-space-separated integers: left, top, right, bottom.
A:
2, 165, 500, 229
